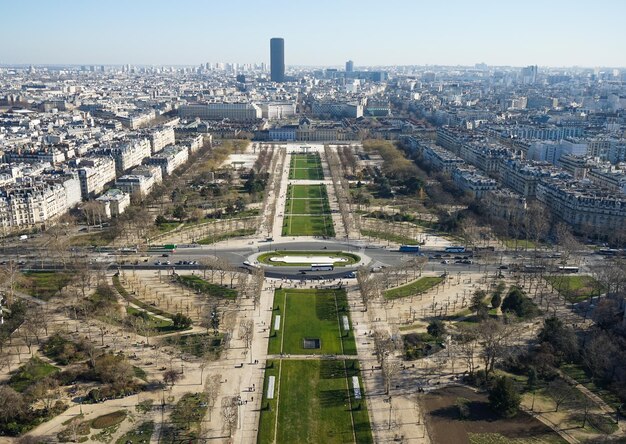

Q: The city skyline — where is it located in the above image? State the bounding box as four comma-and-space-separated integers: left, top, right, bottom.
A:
1, 0, 626, 68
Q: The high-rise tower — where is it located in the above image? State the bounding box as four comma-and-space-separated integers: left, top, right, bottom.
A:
346, 60, 354, 73
270, 38, 285, 83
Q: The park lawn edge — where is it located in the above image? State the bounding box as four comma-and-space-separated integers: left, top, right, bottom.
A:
384, 276, 444, 300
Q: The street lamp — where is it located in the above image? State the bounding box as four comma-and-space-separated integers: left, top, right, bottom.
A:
0, 296, 5, 325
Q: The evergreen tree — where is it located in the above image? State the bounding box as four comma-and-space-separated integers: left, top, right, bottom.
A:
488, 376, 520, 418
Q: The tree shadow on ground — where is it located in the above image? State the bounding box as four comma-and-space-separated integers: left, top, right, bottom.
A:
315, 294, 338, 321
429, 401, 498, 422
319, 360, 346, 379
318, 389, 349, 408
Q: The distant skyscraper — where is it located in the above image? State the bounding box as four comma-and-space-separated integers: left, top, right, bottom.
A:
521, 65, 538, 85
270, 38, 285, 82
346, 60, 354, 73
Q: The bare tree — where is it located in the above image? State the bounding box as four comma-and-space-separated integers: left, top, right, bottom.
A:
546, 379, 578, 412
221, 396, 238, 438
356, 266, 373, 310
381, 359, 401, 395
204, 373, 221, 421
163, 369, 181, 387
239, 319, 254, 363
525, 202, 549, 252
0, 260, 23, 305
71, 257, 94, 301
372, 329, 393, 365
134, 317, 155, 346
456, 327, 478, 376
0, 353, 12, 373
26, 378, 60, 411
23, 309, 46, 346
251, 268, 264, 312
476, 318, 518, 379
0, 386, 25, 425
42, 214, 76, 268
67, 415, 83, 444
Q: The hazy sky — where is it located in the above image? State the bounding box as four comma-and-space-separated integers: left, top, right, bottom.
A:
2, 0, 625, 67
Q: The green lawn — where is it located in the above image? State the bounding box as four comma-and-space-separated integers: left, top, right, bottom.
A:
289, 154, 324, 180
268, 289, 356, 355
283, 215, 335, 237
126, 307, 184, 335
258, 251, 360, 267
283, 184, 334, 236
8, 357, 60, 392
91, 410, 127, 429
468, 432, 567, 444
115, 421, 154, 444
176, 275, 237, 299
561, 363, 623, 410
156, 222, 182, 233
113, 274, 178, 319
70, 231, 115, 247
197, 228, 256, 244
291, 154, 322, 169
286, 198, 330, 215
290, 168, 324, 180
258, 359, 373, 444
19, 271, 73, 301
544, 275, 603, 303
287, 184, 326, 199
384, 276, 444, 299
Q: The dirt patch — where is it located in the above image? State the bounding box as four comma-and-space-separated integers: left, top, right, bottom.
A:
421, 386, 561, 444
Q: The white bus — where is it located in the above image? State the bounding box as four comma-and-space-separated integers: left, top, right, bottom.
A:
311, 263, 334, 271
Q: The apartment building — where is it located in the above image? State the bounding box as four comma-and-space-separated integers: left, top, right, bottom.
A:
149, 126, 176, 154
95, 188, 131, 217
178, 134, 205, 156
558, 154, 589, 179
498, 159, 553, 197
117, 110, 156, 129
587, 168, 626, 193
115, 174, 155, 197
130, 164, 162, 185
459, 143, 510, 174
97, 138, 151, 175
0, 176, 81, 231
144, 145, 188, 176
424, 144, 465, 173
178, 103, 262, 121
4, 147, 68, 165
451, 166, 498, 198
311, 101, 363, 119
536, 179, 626, 231
75, 156, 116, 198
